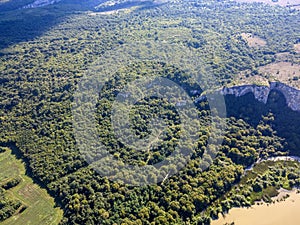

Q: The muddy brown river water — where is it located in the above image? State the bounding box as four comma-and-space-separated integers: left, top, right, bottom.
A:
212, 189, 300, 225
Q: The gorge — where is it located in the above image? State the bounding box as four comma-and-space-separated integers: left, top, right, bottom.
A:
220, 82, 300, 112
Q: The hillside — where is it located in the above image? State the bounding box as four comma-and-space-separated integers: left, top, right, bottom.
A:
0, 0, 300, 224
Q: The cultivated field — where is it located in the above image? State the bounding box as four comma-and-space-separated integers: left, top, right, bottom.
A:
0, 147, 62, 225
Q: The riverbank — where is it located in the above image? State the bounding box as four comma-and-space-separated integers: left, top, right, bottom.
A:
211, 189, 300, 225
245, 155, 300, 172
212, 188, 300, 225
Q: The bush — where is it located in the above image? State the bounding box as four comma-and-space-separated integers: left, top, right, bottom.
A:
2, 178, 22, 190
0, 147, 6, 153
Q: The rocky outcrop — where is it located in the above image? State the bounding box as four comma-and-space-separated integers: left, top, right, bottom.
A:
219, 82, 300, 111
24, 0, 62, 8
220, 84, 270, 104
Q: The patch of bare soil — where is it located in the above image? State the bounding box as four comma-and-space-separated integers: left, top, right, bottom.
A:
259, 62, 300, 88
88, 8, 133, 15
0, 0, 10, 4
241, 33, 267, 48
235, 71, 269, 86
236, 62, 300, 89
275, 52, 293, 61
235, 0, 300, 9
295, 43, 300, 53
18, 184, 37, 199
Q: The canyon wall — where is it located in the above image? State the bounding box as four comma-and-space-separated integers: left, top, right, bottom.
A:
219, 82, 300, 111
24, 0, 62, 8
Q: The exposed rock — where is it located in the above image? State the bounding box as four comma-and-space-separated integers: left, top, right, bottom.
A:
270, 82, 300, 111
24, 0, 62, 9
195, 82, 300, 112
220, 84, 270, 104
220, 82, 300, 111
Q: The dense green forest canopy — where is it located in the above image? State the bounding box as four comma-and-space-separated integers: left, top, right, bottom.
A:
0, 0, 300, 224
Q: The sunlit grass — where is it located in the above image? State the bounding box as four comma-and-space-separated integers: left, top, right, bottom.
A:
0, 147, 63, 225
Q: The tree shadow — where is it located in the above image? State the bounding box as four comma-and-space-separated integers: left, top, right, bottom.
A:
0, 0, 167, 52
225, 88, 300, 156
0, 1, 95, 51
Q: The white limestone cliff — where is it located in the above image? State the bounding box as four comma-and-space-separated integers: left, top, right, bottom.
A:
219, 82, 300, 111
24, 0, 62, 8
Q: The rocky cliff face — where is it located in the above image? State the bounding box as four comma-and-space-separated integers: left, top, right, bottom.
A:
219, 82, 300, 111
24, 0, 62, 8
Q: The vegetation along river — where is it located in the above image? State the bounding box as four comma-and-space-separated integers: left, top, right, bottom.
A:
212, 156, 300, 225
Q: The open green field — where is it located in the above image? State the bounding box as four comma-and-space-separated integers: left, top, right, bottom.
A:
0, 146, 62, 225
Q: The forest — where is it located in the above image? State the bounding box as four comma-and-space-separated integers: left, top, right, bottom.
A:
0, 0, 300, 224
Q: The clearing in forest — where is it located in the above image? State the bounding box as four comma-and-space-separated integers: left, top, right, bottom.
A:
259, 62, 300, 88
241, 33, 267, 48
0, 146, 62, 225
235, 61, 300, 89
295, 43, 300, 53
235, 0, 300, 9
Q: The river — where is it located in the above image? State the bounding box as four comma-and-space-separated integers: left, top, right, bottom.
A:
212, 156, 300, 225
245, 155, 300, 172
211, 189, 300, 225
